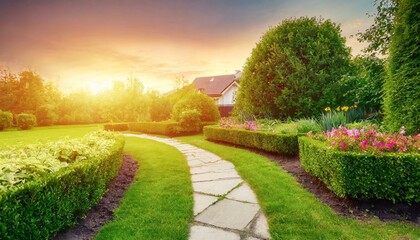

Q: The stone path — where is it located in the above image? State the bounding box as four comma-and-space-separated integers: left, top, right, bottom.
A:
125, 134, 271, 240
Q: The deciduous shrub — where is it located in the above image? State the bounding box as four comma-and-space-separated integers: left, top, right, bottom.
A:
0, 110, 13, 130
104, 122, 129, 131
204, 126, 301, 156
178, 109, 201, 132
235, 17, 352, 119
0, 131, 125, 239
384, 0, 420, 134
299, 136, 420, 202
16, 113, 37, 130
172, 91, 220, 122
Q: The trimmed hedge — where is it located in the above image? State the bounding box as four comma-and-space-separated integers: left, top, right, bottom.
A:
299, 136, 420, 203
128, 121, 216, 137
0, 137, 125, 239
204, 126, 301, 156
104, 122, 129, 131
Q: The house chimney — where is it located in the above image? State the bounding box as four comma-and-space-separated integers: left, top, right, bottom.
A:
234, 70, 242, 80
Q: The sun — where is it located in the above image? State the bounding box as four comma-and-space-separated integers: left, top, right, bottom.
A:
87, 81, 112, 94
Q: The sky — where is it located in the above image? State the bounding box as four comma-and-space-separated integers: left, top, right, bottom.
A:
0, 0, 375, 94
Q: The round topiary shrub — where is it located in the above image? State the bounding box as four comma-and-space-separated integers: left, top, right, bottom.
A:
235, 17, 352, 119
0, 110, 13, 130
172, 91, 221, 122
16, 113, 37, 130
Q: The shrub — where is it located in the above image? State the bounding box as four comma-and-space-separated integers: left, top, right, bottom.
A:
204, 126, 301, 156
219, 117, 259, 131
299, 136, 420, 202
0, 131, 125, 239
235, 17, 352, 119
384, 0, 420, 134
104, 122, 129, 131
172, 91, 221, 122
178, 109, 201, 132
0, 110, 13, 130
16, 113, 37, 130
35, 104, 58, 126
346, 121, 374, 130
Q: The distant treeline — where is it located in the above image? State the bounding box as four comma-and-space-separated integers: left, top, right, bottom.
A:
0, 68, 189, 126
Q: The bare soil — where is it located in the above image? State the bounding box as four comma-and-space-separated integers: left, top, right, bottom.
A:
211, 140, 420, 224
55, 154, 139, 240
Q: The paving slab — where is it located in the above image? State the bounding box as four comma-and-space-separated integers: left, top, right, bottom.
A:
195, 199, 260, 230
193, 178, 243, 196
189, 225, 240, 240
191, 170, 240, 182
253, 213, 270, 239
226, 183, 258, 203
193, 193, 218, 215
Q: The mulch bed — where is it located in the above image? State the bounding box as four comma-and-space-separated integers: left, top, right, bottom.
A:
210, 140, 420, 224
55, 154, 139, 240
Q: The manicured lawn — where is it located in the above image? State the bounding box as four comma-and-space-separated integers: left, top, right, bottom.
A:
0, 124, 100, 146
177, 134, 420, 240
95, 136, 193, 240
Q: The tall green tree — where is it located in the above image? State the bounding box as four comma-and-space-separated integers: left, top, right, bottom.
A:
383, 0, 420, 134
357, 0, 398, 56
235, 17, 352, 119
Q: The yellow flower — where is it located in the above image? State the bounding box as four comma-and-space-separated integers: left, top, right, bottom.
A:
324, 107, 331, 111
336, 106, 341, 111
342, 106, 349, 112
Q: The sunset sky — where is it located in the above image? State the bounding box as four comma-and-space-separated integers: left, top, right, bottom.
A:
0, 0, 374, 94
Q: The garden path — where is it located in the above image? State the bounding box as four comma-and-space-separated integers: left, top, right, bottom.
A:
124, 133, 270, 240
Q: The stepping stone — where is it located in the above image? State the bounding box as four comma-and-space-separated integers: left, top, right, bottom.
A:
226, 183, 258, 203
193, 178, 242, 196
247, 212, 270, 239
191, 170, 240, 182
190, 161, 235, 174
189, 225, 240, 240
195, 199, 260, 230
193, 193, 218, 215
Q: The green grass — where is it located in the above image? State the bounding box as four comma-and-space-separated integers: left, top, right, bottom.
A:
95, 137, 193, 240
177, 134, 420, 240
0, 124, 100, 146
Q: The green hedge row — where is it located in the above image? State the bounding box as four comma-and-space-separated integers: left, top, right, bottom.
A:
299, 136, 420, 203
0, 138, 125, 239
203, 126, 301, 156
105, 121, 217, 137
104, 122, 129, 131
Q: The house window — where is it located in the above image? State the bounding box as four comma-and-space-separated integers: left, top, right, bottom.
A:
232, 90, 237, 103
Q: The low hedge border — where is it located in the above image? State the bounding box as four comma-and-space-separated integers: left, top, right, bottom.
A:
0, 137, 125, 239
203, 126, 301, 156
104, 123, 129, 131
298, 136, 420, 203
126, 121, 216, 137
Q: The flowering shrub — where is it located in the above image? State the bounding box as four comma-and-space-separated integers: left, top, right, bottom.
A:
219, 117, 258, 131
307, 125, 420, 154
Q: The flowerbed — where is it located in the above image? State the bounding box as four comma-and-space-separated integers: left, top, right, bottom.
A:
299, 135, 420, 203
0, 131, 125, 239
307, 126, 420, 154
204, 126, 301, 156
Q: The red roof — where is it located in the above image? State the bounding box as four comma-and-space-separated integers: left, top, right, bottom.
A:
192, 74, 236, 97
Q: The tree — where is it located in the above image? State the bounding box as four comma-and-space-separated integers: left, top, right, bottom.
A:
235, 17, 352, 119
383, 0, 420, 134
149, 91, 171, 122
357, 0, 398, 56
338, 55, 385, 111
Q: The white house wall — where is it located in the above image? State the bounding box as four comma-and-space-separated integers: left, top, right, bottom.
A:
217, 85, 238, 106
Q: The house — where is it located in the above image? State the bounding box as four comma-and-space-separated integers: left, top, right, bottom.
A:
192, 71, 241, 117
